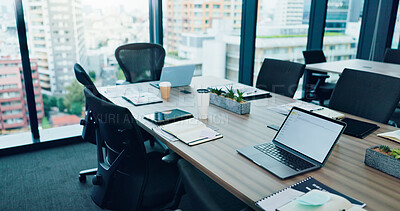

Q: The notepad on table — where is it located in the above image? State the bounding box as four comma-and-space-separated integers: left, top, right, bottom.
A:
122, 92, 162, 106
160, 118, 222, 146
268, 102, 344, 120
255, 176, 365, 211
277, 190, 366, 211
378, 129, 400, 144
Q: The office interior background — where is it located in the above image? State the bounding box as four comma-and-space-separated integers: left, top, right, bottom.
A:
0, 0, 399, 150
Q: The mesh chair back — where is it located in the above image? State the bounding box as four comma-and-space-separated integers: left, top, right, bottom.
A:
383, 48, 400, 65
74, 63, 110, 102
256, 58, 305, 98
85, 88, 147, 210
115, 43, 166, 83
329, 68, 400, 123
302, 50, 326, 64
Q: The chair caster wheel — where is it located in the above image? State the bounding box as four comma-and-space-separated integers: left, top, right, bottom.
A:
79, 175, 86, 183
92, 175, 102, 185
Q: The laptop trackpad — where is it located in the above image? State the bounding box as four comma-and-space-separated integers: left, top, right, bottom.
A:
269, 165, 298, 176
252, 154, 281, 168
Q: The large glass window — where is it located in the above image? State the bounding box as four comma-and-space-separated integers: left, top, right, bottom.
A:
163, 0, 242, 82
323, 0, 364, 62
391, 4, 400, 49
0, 1, 38, 135
254, 0, 311, 98
23, 0, 149, 130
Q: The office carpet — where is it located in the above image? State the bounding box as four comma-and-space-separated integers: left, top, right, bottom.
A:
0, 142, 102, 210
0, 142, 193, 211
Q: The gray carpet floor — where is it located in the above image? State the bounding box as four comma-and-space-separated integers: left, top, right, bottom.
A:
0, 142, 102, 210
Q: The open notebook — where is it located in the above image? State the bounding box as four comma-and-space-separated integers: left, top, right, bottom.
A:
256, 176, 365, 211
160, 118, 222, 146
268, 102, 344, 120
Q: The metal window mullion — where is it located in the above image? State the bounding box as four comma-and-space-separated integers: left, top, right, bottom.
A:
14, 0, 40, 140
238, 0, 258, 85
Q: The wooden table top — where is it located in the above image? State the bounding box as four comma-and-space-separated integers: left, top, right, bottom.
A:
99, 76, 400, 211
306, 59, 400, 78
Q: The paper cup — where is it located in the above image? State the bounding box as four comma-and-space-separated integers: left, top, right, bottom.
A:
197, 89, 210, 119
159, 81, 171, 99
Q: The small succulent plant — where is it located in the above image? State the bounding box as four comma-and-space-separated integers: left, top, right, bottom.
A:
209, 87, 224, 96
390, 149, 400, 160
379, 145, 391, 153
378, 145, 400, 160
224, 86, 235, 99
235, 89, 244, 103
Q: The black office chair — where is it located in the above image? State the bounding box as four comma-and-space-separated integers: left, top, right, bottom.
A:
302, 50, 336, 106
329, 68, 400, 124
115, 43, 166, 84
74, 63, 164, 183
74, 63, 111, 182
84, 88, 181, 210
383, 48, 400, 65
177, 159, 249, 211
256, 58, 305, 98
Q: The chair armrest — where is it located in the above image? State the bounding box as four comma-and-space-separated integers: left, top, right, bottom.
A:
116, 80, 131, 85
311, 73, 330, 79
162, 152, 181, 164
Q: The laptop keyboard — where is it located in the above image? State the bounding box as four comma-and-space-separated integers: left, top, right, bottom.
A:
254, 143, 314, 171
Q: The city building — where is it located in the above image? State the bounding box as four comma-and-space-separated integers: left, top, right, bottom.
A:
0, 59, 44, 134
25, 0, 86, 96
164, 0, 243, 52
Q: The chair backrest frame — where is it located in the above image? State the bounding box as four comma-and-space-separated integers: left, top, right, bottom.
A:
84, 88, 149, 210
115, 43, 166, 83
256, 58, 305, 98
329, 68, 400, 123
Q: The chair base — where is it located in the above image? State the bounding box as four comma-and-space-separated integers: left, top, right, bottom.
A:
79, 168, 97, 183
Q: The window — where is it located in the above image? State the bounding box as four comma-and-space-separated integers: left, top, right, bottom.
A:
163, 0, 242, 80
323, 0, 364, 62
23, 0, 149, 131
253, 0, 311, 89
391, 4, 400, 48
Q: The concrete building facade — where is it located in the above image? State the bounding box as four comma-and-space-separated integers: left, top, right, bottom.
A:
0, 60, 44, 133
25, 0, 86, 96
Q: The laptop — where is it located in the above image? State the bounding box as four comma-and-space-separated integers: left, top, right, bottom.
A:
237, 107, 346, 179
150, 64, 196, 88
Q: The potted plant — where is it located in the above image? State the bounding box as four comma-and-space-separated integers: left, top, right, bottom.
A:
364, 145, 400, 179
209, 86, 251, 115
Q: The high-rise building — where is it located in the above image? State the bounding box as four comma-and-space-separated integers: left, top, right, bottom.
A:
25, 0, 86, 96
164, 0, 242, 52
274, 0, 305, 26
0, 59, 44, 133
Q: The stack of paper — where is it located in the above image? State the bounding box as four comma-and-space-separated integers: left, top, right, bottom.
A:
377, 130, 400, 143
160, 118, 222, 146
268, 102, 344, 120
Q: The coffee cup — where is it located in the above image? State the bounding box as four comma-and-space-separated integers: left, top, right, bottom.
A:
159, 81, 171, 99
197, 89, 210, 119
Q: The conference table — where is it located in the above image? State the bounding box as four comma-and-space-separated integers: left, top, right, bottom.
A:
306, 59, 400, 78
99, 76, 400, 211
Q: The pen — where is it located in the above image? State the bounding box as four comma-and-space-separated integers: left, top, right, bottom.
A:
121, 96, 135, 106
310, 108, 324, 112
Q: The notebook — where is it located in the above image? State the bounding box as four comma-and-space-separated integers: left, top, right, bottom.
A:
160, 118, 222, 146
378, 129, 400, 144
144, 109, 193, 125
277, 190, 366, 211
121, 92, 162, 106
150, 64, 196, 88
255, 176, 365, 211
237, 107, 346, 179
341, 118, 379, 138
268, 102, 345, 120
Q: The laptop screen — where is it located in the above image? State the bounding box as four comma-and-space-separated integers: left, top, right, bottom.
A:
274, 107, 345, 164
